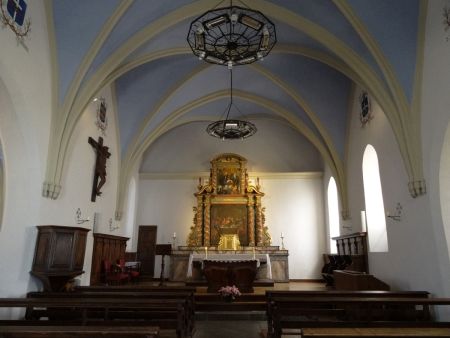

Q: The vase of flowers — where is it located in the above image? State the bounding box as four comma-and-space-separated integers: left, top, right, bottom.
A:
218, 285, 241, 302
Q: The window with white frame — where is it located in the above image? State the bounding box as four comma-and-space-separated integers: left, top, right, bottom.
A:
362, 144, 388, 252
327, 177, 340, 254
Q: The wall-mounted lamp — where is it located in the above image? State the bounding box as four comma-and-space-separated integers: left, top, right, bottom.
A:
75, 208, 90, 224
386, 202, 402, 221
109, 218, 119, 232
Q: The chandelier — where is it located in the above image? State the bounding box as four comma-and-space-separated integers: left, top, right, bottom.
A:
206, 69, 257, 140
187, 1, 277, 68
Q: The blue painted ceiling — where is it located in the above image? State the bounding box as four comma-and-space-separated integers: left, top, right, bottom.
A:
50, 0, 422, 168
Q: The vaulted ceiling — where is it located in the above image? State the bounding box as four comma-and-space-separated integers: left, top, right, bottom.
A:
45, 0, 424, 216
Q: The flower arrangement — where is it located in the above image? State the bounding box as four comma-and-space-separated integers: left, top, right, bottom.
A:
218, 285, 241, 301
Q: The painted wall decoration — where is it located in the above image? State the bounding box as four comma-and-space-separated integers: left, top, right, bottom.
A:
0, 0, 31, 42
360, 91, 373, 127
95, 98, 108, 135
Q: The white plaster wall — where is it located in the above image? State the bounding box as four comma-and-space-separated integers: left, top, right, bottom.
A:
38, 85, 122, 287
421, 0, 450, 299
346, 84, 444, 293
136, 175, 325, 279
0, 0, 53, 296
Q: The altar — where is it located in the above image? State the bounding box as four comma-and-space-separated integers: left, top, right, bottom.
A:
170, 246, 289, 282
187, 253, 272, 279
170, 154, 289, 283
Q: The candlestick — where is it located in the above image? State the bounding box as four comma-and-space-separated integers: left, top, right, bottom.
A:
280, 233, 285, 250
172, 232, 177, 249
252, 246, 256, 259
205, 246, 208, 259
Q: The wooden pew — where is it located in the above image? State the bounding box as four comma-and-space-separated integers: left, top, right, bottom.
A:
269, 297, 450, 338
265, 291, 450, 338
302, 327, 450, 337
0, 298, 186, 338
0, 325, 159, 338
266, 290, 430, 337
27, 290, 195, 337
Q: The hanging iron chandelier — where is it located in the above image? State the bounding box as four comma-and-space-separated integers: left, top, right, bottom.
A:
187, 1, 277, 68
205, 68, 257, 140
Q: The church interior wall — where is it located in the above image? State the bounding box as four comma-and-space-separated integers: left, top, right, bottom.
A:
346, 83, 444, 295
38, 84, 122, 287
419, 0, 450, 299
0, 0, 54, 297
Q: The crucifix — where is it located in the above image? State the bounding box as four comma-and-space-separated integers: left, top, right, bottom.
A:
88, 136, 111, 202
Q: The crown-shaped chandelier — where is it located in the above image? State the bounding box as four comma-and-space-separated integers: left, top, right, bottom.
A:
205, 68, 257, 140
187, 1, 277, 69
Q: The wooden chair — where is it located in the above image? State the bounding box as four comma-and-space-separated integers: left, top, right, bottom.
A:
103, 259, 129, 285
118, 258, 141, 283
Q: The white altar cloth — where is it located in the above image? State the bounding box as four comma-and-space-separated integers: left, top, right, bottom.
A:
187, 253, 272, 279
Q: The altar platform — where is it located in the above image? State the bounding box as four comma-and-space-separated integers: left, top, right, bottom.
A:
169, 246, 289, 283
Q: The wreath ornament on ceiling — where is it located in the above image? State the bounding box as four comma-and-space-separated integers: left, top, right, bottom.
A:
360, 91, 373, 127
0, 0, 31, 42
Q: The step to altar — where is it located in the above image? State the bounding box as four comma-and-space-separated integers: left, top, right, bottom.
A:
194, 293, 266, 316
186, 278, 274, 288
195, 310, 266, 321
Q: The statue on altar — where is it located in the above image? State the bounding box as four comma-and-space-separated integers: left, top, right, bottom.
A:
187, 153, 271, 248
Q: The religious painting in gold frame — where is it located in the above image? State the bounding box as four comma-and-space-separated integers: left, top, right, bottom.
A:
217, 167, 241, 194
210, 204, 248, 246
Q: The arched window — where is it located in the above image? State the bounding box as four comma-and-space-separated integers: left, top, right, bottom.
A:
327, 177, 340, 253
362, 144, 388, 252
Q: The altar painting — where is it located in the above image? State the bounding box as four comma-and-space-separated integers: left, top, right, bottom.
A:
211, 204, 248, 246
217, 167, 241, 194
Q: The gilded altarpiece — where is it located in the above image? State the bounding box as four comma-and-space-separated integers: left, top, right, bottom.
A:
187, 153, 271, 248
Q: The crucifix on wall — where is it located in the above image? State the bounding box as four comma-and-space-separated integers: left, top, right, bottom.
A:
88, 136, 111, 202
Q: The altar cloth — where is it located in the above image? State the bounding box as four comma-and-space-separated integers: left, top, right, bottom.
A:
187, 253, 272, 279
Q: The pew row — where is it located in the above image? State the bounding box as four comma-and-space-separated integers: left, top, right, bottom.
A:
0, 298, 187, 338
301, 327, 450, 337
0, 325, 159, 338
27, 289, 195, 336
265, 291, 450, 338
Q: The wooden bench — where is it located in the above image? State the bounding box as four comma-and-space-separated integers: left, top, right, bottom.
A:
0, 325, 159, 338
265, 292, 450, 338
302, 327, 450, 337
0, 298, 186, 338
266, 290, 430, 337
27, 290, 195, 337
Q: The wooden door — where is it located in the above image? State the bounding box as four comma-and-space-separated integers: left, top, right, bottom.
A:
137, 225, 157, 276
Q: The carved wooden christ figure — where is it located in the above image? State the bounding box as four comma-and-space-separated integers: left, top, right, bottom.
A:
88, 136, 111, 202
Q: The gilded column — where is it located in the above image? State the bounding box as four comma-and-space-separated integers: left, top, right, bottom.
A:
204, 195, 211, 246
247, 195, 255, 246
255, 195, 263, 246
196, 195, 204, 246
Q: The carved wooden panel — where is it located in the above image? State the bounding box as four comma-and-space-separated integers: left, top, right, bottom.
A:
90, 233, 128, 285
31, 225, 90, 291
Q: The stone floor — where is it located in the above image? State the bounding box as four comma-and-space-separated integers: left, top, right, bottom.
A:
192, 320, 267, 338
149, 281, 326, 338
